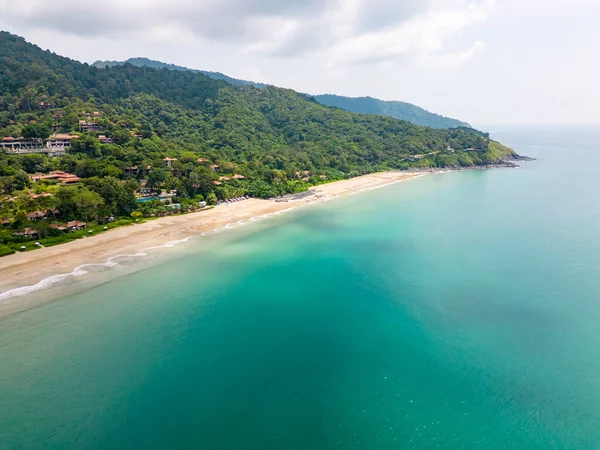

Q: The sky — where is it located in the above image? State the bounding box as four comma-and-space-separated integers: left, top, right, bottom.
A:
0, 0, 598, 127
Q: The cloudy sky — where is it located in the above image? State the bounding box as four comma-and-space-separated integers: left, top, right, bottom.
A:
0, 0, 598, 127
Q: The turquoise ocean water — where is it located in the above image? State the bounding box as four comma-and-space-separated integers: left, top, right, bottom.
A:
1, 127, 600, 449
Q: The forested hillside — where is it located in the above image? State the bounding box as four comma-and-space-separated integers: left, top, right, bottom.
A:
0, 31, 517, 254
93, 58, 471, 129
313, 95, 471, 129
93, 57, 268, 89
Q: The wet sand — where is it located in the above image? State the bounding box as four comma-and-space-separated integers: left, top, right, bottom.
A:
0, 171, 426, 317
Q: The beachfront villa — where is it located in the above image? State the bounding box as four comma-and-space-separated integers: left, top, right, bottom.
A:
13, 228, 40, 239
49, 224, 67, 232
65, 221, 87, 230
26, 209, 60, 221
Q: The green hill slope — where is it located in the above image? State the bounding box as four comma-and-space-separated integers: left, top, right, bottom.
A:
93, 57, 268, 88
313, 94, 471, 129
93, 58, 471, 129
0, 31, 518, 253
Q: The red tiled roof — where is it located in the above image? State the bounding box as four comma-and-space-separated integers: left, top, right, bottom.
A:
14, 227, 40, 236
26, 211, 45, 219
66, 221, 87, 228
57, 175, 81, 184
52, 134, 79, 140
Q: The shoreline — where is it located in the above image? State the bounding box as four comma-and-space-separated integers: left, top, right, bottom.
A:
0, 170, 432, 318
0, 160, 528, 318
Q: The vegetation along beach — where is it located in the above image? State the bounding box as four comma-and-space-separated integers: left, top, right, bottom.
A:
3, 1, 599, 446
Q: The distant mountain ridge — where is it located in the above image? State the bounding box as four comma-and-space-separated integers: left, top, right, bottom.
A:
93, 58, 268, 89
92, 57, 471, 129
312, 95, 471, 129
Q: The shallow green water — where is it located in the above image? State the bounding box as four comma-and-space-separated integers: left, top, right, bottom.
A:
1, 127, 600, 449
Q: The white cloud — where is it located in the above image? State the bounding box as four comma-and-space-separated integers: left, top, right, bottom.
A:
3, 0, 599, 124
325, 0, 494, 67
0, 0, 493, 69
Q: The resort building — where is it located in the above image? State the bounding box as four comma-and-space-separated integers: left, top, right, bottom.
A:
49, 224, 67, 232
26, 211, 46, 221
13, 228, 40, 239
97, 135, 113, 144
139, 187, 154, 196
1, 137, 43, 151
65, 221, 87, 230
1, 136, 68, 157
47, 134, 79, 150
31, 171, 81, 184
29, 192, 53, 200
79, 121, 101, 132
164, 157, 178, 167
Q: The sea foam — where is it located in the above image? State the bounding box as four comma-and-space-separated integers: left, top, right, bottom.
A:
0, 206, 299, 302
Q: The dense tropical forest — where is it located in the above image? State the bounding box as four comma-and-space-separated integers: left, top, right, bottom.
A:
0, 31, 517, 255
93, 57, 269, 89
93, 57, 470, 129
313, 95, 471, 129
